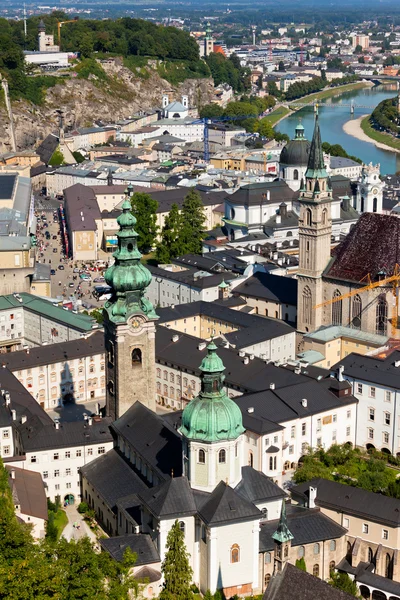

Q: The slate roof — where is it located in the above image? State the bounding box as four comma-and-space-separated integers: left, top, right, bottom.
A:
36, 134, 59, 165
147, 265, 232, 290
332, 351, 400, 389
235, 467, 286, 504
81, 449, 149, 511
64, 184, 101, 232
233, 272, 298, 306
264, 210, 299, 232
6, 465, 48, 521
112, 402, 183, 480
325, 213, 400, 283
259, 504, 347, 552
227, 180, 296, 207
139, 476, 197, 519
198, 481, 262, 525
100, 533, 160, 565
291, 478, 400, 528
0, 174, 16, 200
0, 330, 104, 371
0, 367, 53, 429
353, 562, 400, 596
263, 562, 355, 600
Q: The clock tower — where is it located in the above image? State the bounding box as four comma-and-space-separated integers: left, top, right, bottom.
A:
356, 163, 383, 214
104, 198, 158, 420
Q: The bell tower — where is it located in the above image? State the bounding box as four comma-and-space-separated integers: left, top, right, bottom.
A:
272, 500, 293, 573
297, 115, 333, 333
104, 198, 158, 420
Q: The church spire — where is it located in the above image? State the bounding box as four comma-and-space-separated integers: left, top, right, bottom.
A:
305, 115, 327, 180
272, 500, 294, 544
104, 198, 157, 323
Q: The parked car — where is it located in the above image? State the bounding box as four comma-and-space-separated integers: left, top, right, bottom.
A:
50, 269, 56, 276
80, 273, 91, 280
73, 268, 80, 273
58, 265, 64, 270
94, 277, 105, 283
53, 248, 57, 253
68, 282, 75, 288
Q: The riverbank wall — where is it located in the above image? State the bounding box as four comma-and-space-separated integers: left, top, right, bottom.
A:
343, 115, 400, 155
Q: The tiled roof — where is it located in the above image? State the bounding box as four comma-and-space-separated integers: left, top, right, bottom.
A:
139, 476, 197, 519
6, 465, 48, 521
198, 481, 261, 525
100, 533, 159, 565
235, 467, 286, 504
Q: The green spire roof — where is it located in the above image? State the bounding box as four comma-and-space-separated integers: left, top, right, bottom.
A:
219, 279, 229, 289
305, 115, 327, 180
294, 121, 305, 140
272, 500, 294, 543
104, 198, 158, 323
179, 342, 245, 443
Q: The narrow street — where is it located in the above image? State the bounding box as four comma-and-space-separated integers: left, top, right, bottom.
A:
62, 504, 99, 545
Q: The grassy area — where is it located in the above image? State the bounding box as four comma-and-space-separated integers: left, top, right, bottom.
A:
263, 106, 290, 125
360, 115, 400, 151
289, 81, 370, 107
141, 251, 157, 266
53, 509, 68, 539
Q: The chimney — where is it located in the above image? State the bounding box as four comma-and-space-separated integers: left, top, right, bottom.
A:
172, 334, 179, 343
338, 365, 344, 382
301, 398, 308, 408
55, 421, 60, 430
309, 486, 317, 509
11, 409, 16, 421
4, 392, 10, 406
276, 214, 281, 224
247, 407, 254, 414
26, 348, 30, 355
10, 468, 15, 480
88, 417, 93, 426
21, 415, 27, 424
244, 356, 249, 365
395, 360, 400, 368
270, 383, 275, 389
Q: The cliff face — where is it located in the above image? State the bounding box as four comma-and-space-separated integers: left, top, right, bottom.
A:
0, 58, 214, 153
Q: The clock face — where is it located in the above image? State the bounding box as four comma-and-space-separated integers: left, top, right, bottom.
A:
129, 316, 143, 332
372, 188, 378, 195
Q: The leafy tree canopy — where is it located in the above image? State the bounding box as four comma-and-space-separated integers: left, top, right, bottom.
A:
160, 520, 193, 600
130, 191, 158, 253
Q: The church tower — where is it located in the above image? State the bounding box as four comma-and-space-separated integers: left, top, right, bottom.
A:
104, 198, 158, 420
356, 163, 383, 214
297, 115, 333, 333
272, 500, 293, 573
204, 22, 214, 57
179, 341, 245, 493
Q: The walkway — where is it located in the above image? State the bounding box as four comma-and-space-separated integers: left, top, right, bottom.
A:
62, 504, 98, 544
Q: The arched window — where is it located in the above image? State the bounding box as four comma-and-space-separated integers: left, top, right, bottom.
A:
170, 373, 174, 383
108, 343, 114, 365
248, 451, 253, 467
330, 540, 336, 552
361, 197, 364, 212
329, 560, 336, 573
352, 295, 362, 330
198, 449, 205, 464
302, 286, 312, 327
170, 387, 174, 398
314, 543, 320, 555
373, 197, 378, 213
376, 296, 388, 335
157, 368, 161, 377
108, 380, 114, 395
51, 386, 57, 398
284, 545, 289, 558
322, 208, 328, 225
284, 460, 290, 470
265, 552, 271, 564
231, 544, 240, 563
305, 208, 312, 226
368, 547, 374, 563
332, 290, 342, 326
294, 169, 299, 180
313, 564, 319, 577
298, 546, 305, 558
157, 382, 161, 392
179, 521, 185, 534
131, 348, 142, 364
264, 574, 271, 588
219, 449, 226, 463
385, 553, 393, 579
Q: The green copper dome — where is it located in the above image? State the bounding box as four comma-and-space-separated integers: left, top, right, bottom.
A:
104, 199, 158, 323
179, 341, 245, 442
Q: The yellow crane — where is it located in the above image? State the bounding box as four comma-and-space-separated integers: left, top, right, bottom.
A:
313, 265, 400, 338
57, 18, 78, 50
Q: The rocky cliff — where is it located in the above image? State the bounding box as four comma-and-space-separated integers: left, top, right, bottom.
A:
0, 58, 214, 153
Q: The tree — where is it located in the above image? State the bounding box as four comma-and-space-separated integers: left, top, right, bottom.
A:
156, 203, 183, 264
295, 557, 307, 572
160, 520, 193, 600
278, 60, 285, 71
257, 118, 274, 138
48, 149, 65, 167
354, 44, 363, 53
130, 192, 158, 253
179, 190, 206, 255
45, 511, 58, 542
90, 308, 104, 324
199, 104, 224, 119
329, 571, 360, 597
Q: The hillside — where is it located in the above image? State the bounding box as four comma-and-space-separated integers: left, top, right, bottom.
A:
0, 57, 214, 152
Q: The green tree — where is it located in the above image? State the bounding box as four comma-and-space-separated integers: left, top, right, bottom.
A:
329, 571, 360, 597
354, 44, 363, 53
130, 192, 158, 253
179, 190, 206, 255
204, 590, 213, 600
295, 557, 307, 571
45, 511, 58, 542
48, 149, 65, 167
160, 520, 193, 600
79, 32, 94, 58
90, 308, 104, 324
199, 104, 224, 119
278, 60, 285, 71
156, 203, 183, 264
73, 151, 85, 163
258, 118, 275, 138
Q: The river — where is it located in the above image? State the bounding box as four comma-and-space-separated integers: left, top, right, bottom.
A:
276, 83, 400, 175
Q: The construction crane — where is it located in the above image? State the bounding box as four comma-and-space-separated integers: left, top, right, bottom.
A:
192, 115, 265, 162
313, 265, 400, 338
57, 18, 78, 50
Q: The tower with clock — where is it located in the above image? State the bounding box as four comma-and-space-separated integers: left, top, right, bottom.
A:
355, 163, 383, 215
103, 198, 158, 420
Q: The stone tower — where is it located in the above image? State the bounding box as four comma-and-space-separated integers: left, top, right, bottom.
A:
297, 115, 333, 333
204, 22, 214, 57
104, 198, 158, 420
179, 341, 245, 492
272, 500, 293, 573
356, 163, 383, 214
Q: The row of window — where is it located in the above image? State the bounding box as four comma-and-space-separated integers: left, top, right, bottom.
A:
20, 361, 103, 378
368, 408, 391, 425
43, 468, 79, 478
198, 448, 229, 464
156, 370, 195, 388
357, 384, 391, 402
30, 447, 106, 462
367, 428, 390, 444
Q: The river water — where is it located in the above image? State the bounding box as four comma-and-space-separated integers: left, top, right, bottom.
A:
276, 83, 400, 175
